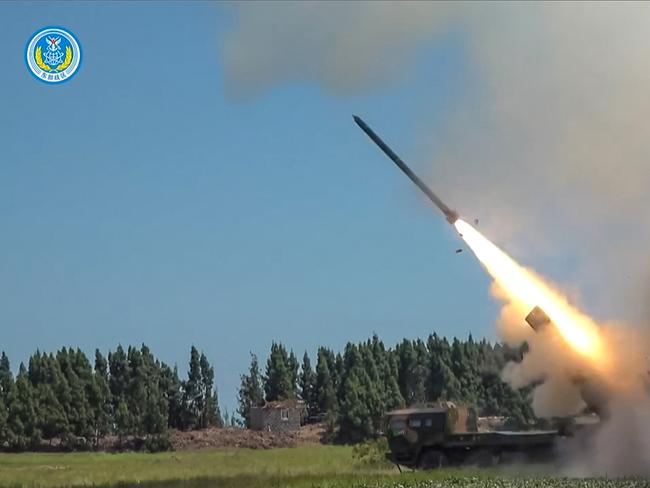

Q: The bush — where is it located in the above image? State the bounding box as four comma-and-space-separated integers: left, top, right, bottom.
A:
144, 434, 172, 452
351, 437, 389, 466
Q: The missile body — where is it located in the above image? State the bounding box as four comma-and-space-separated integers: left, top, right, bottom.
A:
353, 115, 459, 224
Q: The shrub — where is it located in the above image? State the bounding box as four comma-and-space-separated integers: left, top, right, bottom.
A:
351, 437, 389, 466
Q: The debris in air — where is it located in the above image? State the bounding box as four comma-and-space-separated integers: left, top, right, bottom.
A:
525, 306, 552, 331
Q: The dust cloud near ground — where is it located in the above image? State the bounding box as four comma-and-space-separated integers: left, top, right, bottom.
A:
493, 278, 650, 476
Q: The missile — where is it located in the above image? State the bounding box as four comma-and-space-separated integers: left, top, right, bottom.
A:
353, 115, 459, 224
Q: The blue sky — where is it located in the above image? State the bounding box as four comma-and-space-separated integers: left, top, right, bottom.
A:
1, 2, 500, 413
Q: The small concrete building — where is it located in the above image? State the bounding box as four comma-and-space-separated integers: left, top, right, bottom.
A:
250, 399, 304, 433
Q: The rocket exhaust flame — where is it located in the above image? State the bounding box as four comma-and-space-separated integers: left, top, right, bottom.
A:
454, 219, 606, 365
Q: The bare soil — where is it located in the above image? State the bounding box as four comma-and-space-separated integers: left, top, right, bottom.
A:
171, 428, 283, 450
5, 424, 326, 453
170, 423, 327, 450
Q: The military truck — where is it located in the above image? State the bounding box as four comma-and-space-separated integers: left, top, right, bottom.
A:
385, 405, 559, 469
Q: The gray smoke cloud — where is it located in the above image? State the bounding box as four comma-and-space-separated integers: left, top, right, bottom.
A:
220, 2, 457, 99
220, 1, 650, 474
221, 2, 650, 320
422, 3, 650, 323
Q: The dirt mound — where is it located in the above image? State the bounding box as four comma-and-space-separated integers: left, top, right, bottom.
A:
170, 427, 298, 450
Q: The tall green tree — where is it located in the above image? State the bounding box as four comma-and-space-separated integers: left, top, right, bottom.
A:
91, 350, 112, 440
288, 350, 299, 398
299, 351, 317, 421
427, 334, 460, 402
451, 337, 481, 405
56, 348, 91, 439
43, 353, 73, 439
71, 348, 96, 440
315, 348, 337, 416
182, 346, 203, 430
264, 343, 293, 401
108, 345, 129, 413
0, 397, 8, 445
0, 352, 12, 406
34, 382, 67, 443
359, 342, 384, 433
199, 352, 222, 428
237, 353, 264, 428
160, 364, 183, 429
0, 351, 15, 446
114, 398, 131, 443
0, 354, 11, 444
337, 344, 373, 443
143, 383, 167, 436
396, 340, 427, 406
384, 353, 404, 411
7, 364, 40, 449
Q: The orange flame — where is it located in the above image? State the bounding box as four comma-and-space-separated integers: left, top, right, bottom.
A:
455, 219, 607, 366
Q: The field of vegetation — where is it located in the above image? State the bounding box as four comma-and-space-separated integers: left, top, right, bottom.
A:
0, 445, 647, 488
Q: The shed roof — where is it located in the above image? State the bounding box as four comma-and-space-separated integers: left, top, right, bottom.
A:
256, 399, 304, 410
386, 407, 448, 416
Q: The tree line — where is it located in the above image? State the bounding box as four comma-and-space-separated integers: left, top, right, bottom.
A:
0, 333, 535, 450
238, 334, 535, 443
0, 345, 222, 451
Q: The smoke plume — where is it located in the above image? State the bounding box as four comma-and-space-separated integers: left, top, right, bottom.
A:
220, 2, 456, 99
221, 2, 650, 318
220, 2, 650, 474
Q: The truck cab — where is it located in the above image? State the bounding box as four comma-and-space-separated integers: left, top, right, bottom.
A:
386, 405, 476, 468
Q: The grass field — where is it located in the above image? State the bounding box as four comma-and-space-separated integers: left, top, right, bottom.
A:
0, 446, 647, 488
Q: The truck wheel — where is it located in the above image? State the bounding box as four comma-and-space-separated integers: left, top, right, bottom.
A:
419, 449, 449, 470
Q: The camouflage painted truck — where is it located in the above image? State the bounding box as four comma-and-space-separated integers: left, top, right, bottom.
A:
385, 405, 560, 469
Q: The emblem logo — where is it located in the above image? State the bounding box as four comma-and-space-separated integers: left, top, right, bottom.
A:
26, 27, 82, 84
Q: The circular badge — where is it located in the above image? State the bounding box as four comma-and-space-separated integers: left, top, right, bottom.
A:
26, 27, 81, 84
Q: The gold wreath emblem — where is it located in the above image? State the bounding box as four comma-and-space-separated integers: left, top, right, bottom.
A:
35, 45, 72, 72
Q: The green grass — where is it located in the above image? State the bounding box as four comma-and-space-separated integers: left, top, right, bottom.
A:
0, 446, 386, 487
0, 446, 646, 488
